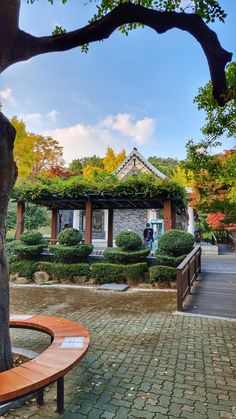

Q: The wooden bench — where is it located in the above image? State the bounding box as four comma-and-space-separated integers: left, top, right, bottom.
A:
0, 314, 90, 414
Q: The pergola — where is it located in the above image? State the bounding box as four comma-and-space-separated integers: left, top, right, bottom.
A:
15, 190, 185, 246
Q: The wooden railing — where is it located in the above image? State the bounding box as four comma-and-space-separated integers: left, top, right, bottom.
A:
176, 245, 201, 311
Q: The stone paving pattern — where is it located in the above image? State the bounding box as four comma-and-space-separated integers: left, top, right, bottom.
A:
4, 286, 236, 419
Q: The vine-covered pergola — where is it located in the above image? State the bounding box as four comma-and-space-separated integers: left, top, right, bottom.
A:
12, 174, 187, 246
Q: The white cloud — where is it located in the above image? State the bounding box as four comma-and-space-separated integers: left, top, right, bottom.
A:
45, 113, 156, 164
47, 109, 60, 124
0, 87, 16, 106
101, 113, 155, 145
26, 113, 43, 123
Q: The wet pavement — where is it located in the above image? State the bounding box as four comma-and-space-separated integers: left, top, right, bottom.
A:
5, 285, 236, 418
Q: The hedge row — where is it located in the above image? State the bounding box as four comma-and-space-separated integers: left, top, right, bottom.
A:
103, 247, 150, 264
90, 262, 147, 284
149, 265, 176, 283
9, 260, 147, 284
37, 262, 91, 280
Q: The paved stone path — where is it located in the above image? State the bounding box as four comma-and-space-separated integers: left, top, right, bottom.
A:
4, 286, 236, 418
184, 253, 236, 318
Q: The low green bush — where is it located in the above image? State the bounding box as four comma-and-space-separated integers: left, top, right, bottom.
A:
158, 229, 194, 257
58, 228, 82, 246
90, 262, 147, 284
9, 260, 38, 278
125, 263, 147, 279
115, 231, 142, 251
20, 231, 45, 245
155, 253, 187, 267
49, 244, 93, 263
37, 261, 90, 281
8, 242, 46, 260
149, 265, 176, 283
103, 247, 150, 264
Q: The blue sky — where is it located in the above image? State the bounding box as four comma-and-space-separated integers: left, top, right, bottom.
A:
0, 0, 235, 164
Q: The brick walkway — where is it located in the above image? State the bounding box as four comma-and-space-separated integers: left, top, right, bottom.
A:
5, 286, 236, 418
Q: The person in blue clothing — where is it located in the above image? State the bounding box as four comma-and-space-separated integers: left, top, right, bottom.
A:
143, 223, 154, 246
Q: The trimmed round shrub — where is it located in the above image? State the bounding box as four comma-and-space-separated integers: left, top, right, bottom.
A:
149, 265, 176, 283
158, 229, 194, 257
156, 253, 187, 268
9, 242, 46, 260
115, 231, 142, 251
103, 247, 150, 264
20, 231, 45, 245
49, 244, 93, 263
58, 228, 82, 246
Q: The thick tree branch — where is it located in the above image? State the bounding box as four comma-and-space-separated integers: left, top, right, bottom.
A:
1, 2, 233, 105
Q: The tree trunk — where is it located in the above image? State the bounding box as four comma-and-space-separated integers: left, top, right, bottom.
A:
0, 112, 17, 372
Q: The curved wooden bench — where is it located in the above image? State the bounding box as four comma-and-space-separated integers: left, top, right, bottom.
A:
0, 314, 90, 414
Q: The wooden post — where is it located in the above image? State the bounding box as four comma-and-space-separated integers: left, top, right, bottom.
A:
15, 201, 25, 239
85, 200, 92, 244
171, 204, 176, 229
107, 209, 114, 247
164, 199, 171, 232
51, 208, 58, 244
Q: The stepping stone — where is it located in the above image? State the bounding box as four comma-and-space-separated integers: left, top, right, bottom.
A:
98, 283, 129, 292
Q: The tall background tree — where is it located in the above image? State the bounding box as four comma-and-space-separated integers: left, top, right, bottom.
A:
0, 0, 233, 372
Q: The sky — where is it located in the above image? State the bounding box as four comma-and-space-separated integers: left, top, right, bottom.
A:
0, 0, 235, 165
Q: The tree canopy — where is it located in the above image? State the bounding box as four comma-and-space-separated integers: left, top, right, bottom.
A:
194, 61, 236, 141
11, 117, 64, 180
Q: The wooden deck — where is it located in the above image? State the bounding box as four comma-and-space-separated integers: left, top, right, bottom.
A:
183, 253, 236, 319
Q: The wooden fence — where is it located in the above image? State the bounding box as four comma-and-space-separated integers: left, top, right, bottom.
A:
176, 245, 201, 311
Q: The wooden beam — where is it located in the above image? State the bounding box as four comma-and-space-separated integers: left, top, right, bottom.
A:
51, 208, 58, 244
15, 201, 25, 239
107, 209, 114, 247
85, 200, 92, 244
164, 199, 171, 232
171, 204, 176, 229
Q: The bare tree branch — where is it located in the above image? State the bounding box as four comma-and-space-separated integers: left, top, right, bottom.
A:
0, 2, 232, 105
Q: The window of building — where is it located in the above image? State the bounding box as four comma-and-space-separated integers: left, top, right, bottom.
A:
82, 210, 104, 231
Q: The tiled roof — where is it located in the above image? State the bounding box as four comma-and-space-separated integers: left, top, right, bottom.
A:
115, 147, 167, 179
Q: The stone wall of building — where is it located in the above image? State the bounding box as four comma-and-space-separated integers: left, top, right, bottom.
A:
113, 209, 148, 240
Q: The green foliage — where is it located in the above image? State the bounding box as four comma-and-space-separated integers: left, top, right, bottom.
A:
148, 156, 179, 177
103, 247, 150, 264
9, 260, 38, 278
37, 262, 90, 281
115, 231, 142, 251
49, 244, 93, 263
158, 230, 194, 257
149, 265, 176, 283
155, 253, 187, 267
69, 155, 104, 172
12, 173, 187, 210
58, 228, 82, 246
194, 62, 236, 141
20, 230, 45, 245
90, 262, 147, 284
91, 1, 226, 26
8, 242, 46, 260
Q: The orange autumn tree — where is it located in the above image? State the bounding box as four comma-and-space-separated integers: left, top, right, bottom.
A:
207, 212, 236, 250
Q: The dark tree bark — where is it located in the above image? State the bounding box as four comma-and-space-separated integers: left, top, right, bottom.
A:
0, 113, 17, 372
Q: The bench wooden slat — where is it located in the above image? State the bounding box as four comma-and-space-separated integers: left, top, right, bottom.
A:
0, 314, 90, 411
